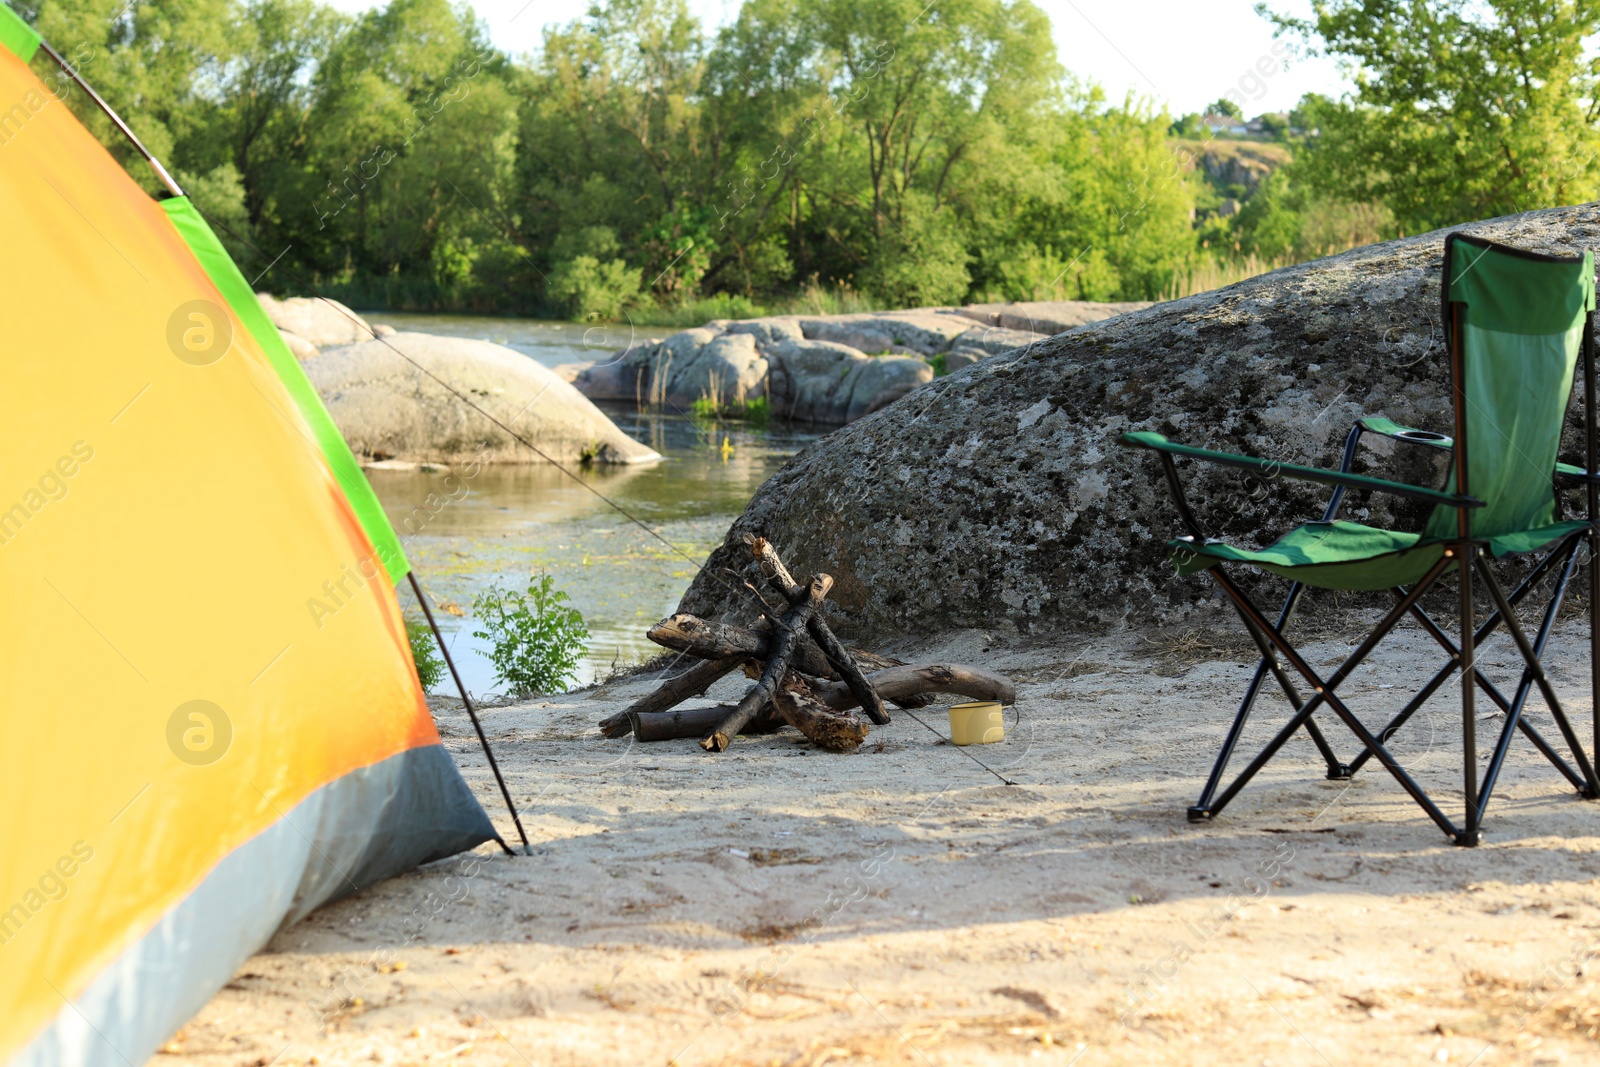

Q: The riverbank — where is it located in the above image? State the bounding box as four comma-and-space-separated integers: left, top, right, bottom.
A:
167, 622, 1600, 1066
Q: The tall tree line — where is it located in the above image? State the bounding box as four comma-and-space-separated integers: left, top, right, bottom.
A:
12, 0, 1600, 316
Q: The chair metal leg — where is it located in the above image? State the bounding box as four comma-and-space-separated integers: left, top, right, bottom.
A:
1591, 529, 1599, 780
1476, 557, 1600, 801
1191, 581, 1348, 820
1459, 546, 1481, 846
1198, 559, 1459, 837
1477, 540, 1590, 817
1349, 540, 1583, 787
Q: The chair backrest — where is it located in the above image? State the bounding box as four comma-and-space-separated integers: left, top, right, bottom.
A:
1421, 233, 1596, 541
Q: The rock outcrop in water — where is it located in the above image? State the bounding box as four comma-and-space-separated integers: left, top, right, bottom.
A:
307, 333, 661, 466
679, 206, 1600, 640
574, 303, 1146, 423
257, 293, 376, 354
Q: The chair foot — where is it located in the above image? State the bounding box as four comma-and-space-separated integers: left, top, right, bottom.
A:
1186, 806, 1213, 823
1580, 784, 1600, 800
1325, 764, 1352, 780
1453, 829, 1483, 847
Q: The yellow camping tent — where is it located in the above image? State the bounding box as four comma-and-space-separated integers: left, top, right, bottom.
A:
0, 7, 496, 1062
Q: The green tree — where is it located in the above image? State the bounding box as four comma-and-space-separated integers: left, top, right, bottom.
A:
1268, 0, 1600, 232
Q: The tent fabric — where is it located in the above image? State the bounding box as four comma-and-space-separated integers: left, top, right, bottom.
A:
14, 747, 489, 1067
0, 30, 493, 1067
163, 196, 409, 583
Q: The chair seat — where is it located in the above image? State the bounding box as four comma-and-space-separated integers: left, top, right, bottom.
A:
1170, 518, 1590, 591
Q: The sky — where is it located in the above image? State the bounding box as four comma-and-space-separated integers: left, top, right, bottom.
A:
326, 0, 1350, 117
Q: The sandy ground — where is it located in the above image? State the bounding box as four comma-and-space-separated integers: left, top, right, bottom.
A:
159, 618, 1600, 1067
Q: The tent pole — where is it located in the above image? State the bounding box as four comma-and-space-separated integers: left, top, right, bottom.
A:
408, 572, 530, 856
37, 40, 185, 198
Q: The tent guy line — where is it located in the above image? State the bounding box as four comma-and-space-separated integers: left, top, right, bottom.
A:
187, 207, 857, 713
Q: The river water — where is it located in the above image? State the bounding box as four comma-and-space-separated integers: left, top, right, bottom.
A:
358, 312, 817, 694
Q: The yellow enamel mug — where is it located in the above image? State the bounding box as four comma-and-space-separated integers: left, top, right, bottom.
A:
949, 700, 1005, 746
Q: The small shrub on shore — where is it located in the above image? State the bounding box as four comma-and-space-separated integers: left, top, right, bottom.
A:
406, 617, 447, 691
472, 574, 589, 695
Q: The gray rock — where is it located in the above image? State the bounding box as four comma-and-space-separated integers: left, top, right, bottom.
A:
623, 328, 767, 410
767, 339, 932, 423
676, 332, 769, 406
573, 354, 646, 401
951, 325, 1050, 356
679, 205, 1600, 640
723, 318, 804, 346
256, 293, 375, 347
800, 312, 973, 355
944, 346, 987, 372
307, 332, 660, 466
843, 357, 934, 421
278, 329, 319, 361
955, 300, 1151, 335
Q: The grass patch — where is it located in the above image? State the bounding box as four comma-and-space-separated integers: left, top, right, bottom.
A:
691, 394, 770, 427
621, 278, 890, 328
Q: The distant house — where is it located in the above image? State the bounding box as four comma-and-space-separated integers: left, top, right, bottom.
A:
1201, 112, 1249, 135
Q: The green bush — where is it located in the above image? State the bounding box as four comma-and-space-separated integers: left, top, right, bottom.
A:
406, 617, 447, 691
547, 255, 641, 322
471, 574, 590, 695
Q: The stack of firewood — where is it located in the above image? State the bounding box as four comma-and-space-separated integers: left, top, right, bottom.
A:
598, 536, 1014, 752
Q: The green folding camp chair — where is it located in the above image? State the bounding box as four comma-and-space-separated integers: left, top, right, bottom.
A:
1122, 233, 1600, 845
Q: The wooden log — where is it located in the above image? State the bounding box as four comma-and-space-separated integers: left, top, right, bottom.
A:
811, 663, 1016, 712
807, 615, 890, 725
598, 654, 746, 738
630, 703, 783, 742
773, 680, 869, 752
646, 613, 834, 677
703, 575, 832, 752
745, 534, 804, 603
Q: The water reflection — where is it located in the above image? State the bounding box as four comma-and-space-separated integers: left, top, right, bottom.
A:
367, 404, 823, 694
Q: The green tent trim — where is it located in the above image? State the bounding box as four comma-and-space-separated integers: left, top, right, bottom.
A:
162, 196, 409, 582
0, 2, 39, 61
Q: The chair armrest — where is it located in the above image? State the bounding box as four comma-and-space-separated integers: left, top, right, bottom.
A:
1118, 431, 1483, 509
1556, 462, 1600, 487
1357, 416, 1453, 449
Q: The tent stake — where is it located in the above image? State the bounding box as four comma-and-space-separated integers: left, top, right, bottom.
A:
408, 572, 530, 856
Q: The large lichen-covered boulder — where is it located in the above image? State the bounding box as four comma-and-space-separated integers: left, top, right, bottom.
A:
308, 333, 661, 466
679, 206, 1600, 640
956, 300, 1153, 335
